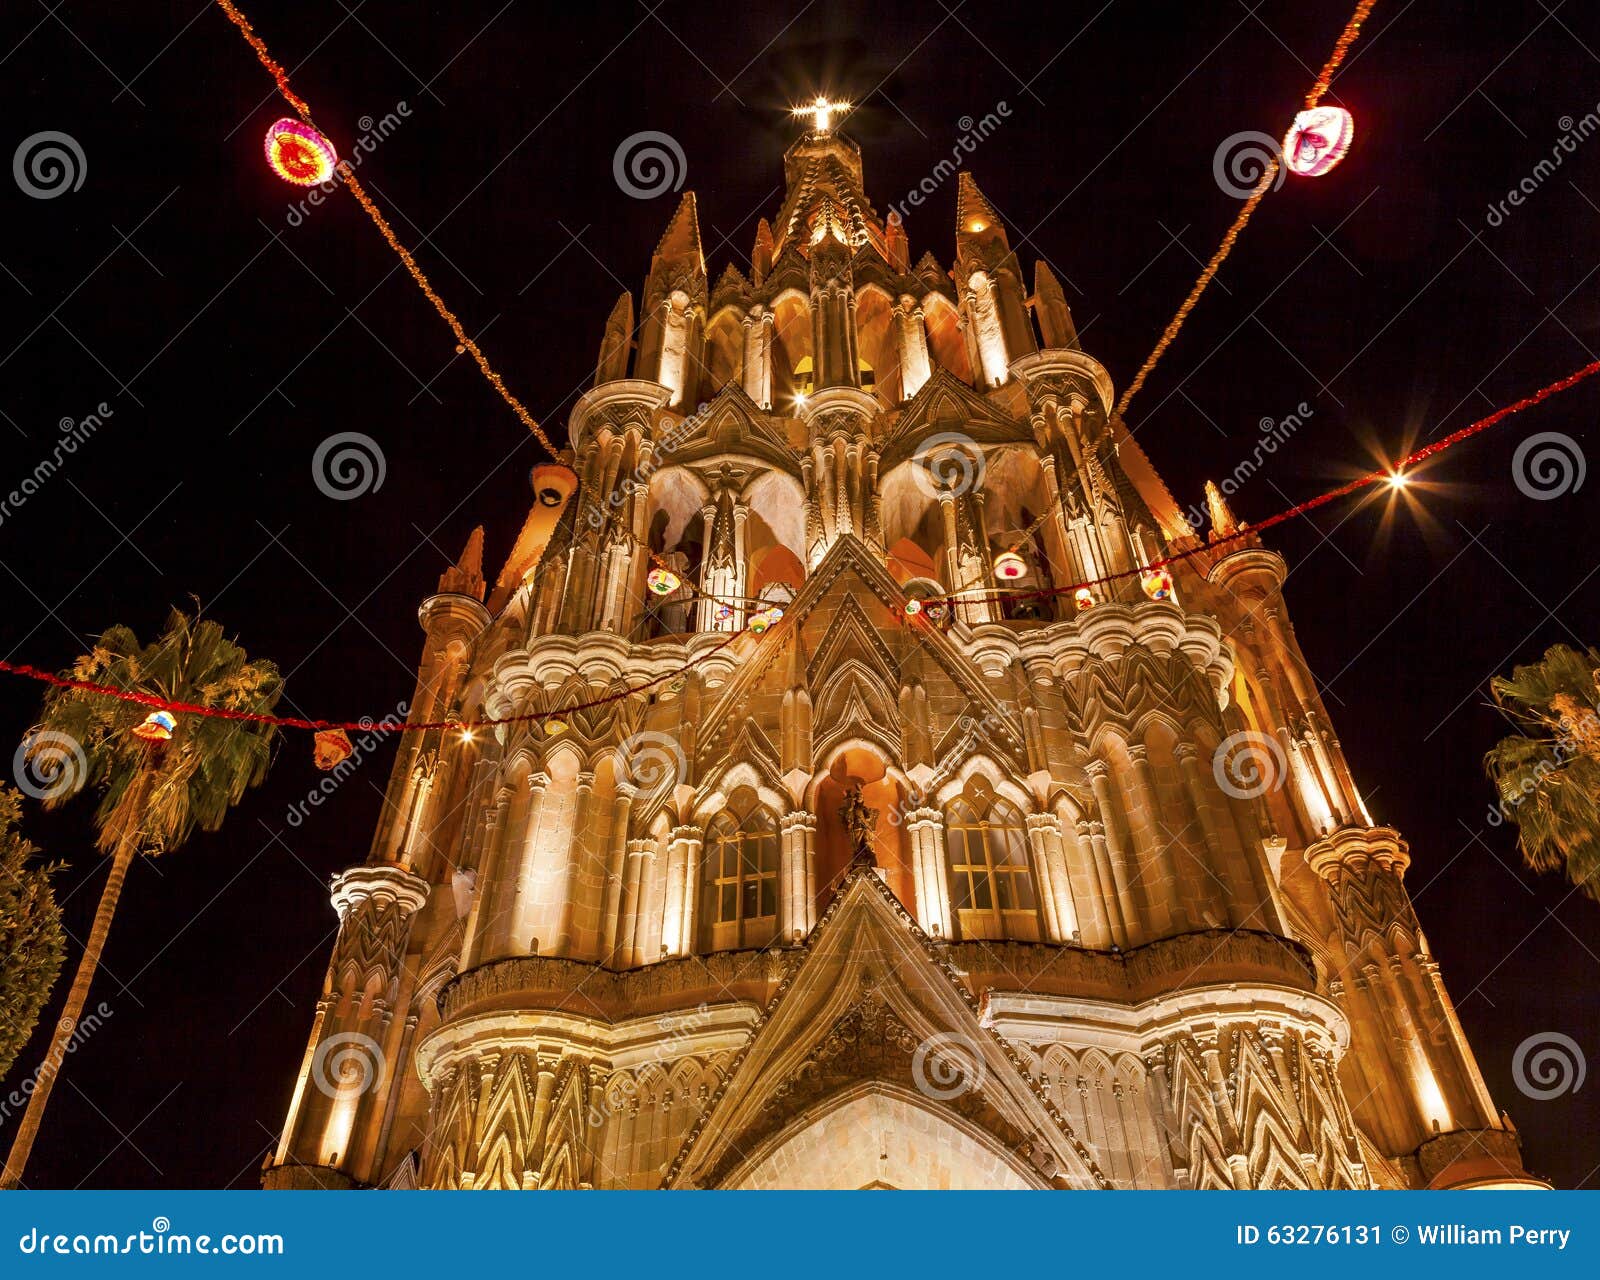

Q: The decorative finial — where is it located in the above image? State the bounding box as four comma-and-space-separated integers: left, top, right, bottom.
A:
792, 96, 850, 133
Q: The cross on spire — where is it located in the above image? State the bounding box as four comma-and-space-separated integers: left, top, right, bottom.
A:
792, 95, 850, 133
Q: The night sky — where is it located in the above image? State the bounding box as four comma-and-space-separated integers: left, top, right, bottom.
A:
2, 0, 1598, 1189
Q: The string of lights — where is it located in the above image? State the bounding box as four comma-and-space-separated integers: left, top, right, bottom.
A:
5, 356, 1595, 734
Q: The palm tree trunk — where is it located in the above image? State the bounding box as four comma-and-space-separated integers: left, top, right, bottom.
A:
0, 837, 137, 1189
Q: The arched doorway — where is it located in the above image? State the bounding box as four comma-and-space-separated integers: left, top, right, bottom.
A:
811, 747, 914, 916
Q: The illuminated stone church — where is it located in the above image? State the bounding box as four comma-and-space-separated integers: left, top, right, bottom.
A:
263, 110, 1543, 1191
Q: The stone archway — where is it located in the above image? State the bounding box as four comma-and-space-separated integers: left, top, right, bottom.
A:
720, 1082, 1047, 1190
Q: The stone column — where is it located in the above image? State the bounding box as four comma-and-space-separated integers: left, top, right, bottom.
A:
896, 297, 932, 399
1025, 812, 1077, 943
1086, 762, 1141, 944
904, 807, 953, 941
779, 810, 817, 943
600, 783, 638, 961
553, 771, 596, 956
662, 825, 704, 957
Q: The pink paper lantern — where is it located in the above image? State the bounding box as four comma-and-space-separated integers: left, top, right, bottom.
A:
1282, 106, 1353, 178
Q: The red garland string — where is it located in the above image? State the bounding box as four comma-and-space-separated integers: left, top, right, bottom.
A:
3, 358, 1595, 734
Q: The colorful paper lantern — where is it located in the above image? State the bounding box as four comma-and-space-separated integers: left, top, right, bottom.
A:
993, 551, 1028, 580
1282, 106, 1353, 178
646, 567, 681, 596
903, 598, 923, 616
543, 718, 568, 737
312, 728, 353, 770
1141, 569, 1175, 602
1074, 587, 1094, 612
132, 710, 176, 742
264, 118, 338, 186
924, 602, 950, 624
715, 603, 734, 623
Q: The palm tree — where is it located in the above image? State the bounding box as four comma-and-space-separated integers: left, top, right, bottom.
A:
0, 785, 65, 1081
1, 609, 282, 1188
1484, 642, 1600, 902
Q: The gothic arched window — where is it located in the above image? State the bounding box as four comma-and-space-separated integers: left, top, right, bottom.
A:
701, 790, 779, 950
943, 778, 1039, 941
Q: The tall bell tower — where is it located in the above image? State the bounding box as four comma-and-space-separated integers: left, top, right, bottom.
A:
263, 106, 1544, 1192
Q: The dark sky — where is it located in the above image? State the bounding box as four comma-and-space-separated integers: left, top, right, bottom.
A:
2, 0, 1598, 1189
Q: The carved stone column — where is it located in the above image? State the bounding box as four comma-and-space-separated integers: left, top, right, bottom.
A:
779, 810, 817, 943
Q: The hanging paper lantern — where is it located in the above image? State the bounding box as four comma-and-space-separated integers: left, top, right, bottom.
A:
924, 601, 951, 624
1282, 106, 1353, 178
903, 598, 923, 616
646, 567, 681, 596
993, 551, 1028, 580
1141, 568, 1175, 601
543, 718, 568, 737
132, 710, 176, 742
312, 729, 353, 770
1074, 587, 1094, 612
714, 603, 734, 623
748, 611, 773, 635
264, 118, 339, 186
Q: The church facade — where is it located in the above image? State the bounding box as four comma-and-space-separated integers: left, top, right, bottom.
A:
262, 119, 1543, 1191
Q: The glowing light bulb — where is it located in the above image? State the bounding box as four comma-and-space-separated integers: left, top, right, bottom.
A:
1386, 470, 1409, 490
